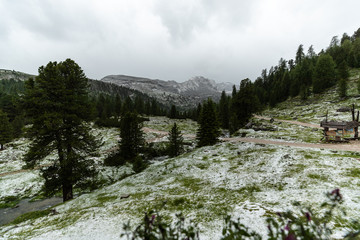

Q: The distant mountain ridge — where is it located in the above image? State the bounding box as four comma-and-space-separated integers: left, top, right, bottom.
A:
100, 75, 233, 108
0, 69, 35, 81
0, 68, 234, 109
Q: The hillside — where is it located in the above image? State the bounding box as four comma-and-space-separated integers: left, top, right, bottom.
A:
2, 71, 360, 239
0, 69, 35, 82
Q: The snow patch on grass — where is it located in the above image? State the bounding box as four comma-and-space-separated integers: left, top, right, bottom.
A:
1, 139, 360, 239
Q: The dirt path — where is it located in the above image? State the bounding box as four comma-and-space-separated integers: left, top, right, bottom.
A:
223, 137, 360, 152
0, 164, 50, 177
1, 120, 357, 178
143, 125, 360, 152
254, 115, 321, 129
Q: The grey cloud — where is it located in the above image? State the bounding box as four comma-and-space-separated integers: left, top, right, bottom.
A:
154, 0, 257, 44
2, 0, 360, 84
154, 1, 207, 44
2, 1, 102, 42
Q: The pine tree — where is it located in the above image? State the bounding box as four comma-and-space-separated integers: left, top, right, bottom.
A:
119, 111, 145, 160
23, 59, 100, 202
299, 84, 309, 101
196, 103, 202, 122
122, 96, 134, 114
169, 105, 177, 119
232, 79, 260, 127
196, 98, 221, 147
115, 94, 122, 116
338, 78, 347, 98
0, 110, 12, 150
313, 54, 337, 94
229, 113, 239, 135
167, 123, 184, 157
218, 91, 230, 129
232, 85, 237, 98
11, 114, 24, 138
134, 96, 144, 114
132, 155, 147, 173
96, 94, 106, 118
295, 44, 305, 65
338, 60, 349, 80
150, 99, 159, 116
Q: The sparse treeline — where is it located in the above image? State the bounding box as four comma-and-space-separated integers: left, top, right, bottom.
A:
253, 28, 360, 106
188, 78, 260, 140
93, 93, 167, 127
0, 79, 26, 146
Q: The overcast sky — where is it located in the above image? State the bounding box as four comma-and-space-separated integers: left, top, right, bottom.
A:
0, 0, 359, 84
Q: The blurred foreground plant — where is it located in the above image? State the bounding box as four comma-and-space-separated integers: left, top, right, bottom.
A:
122, 189, 360, 239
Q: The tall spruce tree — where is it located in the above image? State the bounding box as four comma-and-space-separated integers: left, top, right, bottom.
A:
0, 110, 12, 150
338, 78, 347, 98
169, 105, 178, 119
313, 54, 337, 94
23, 59, 100, 202
232, 78, 260, 127
119, 111, 145, 160
167, 123, 184, 157
196, 98, 220, 147
218, 91, 230, 129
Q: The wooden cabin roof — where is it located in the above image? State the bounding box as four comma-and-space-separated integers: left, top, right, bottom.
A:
320, 120, 359, 129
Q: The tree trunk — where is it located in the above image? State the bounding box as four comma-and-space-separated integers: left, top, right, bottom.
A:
0, 144, 3, 150
63, 140, 74, 202
62, 182, 73, 202
56, 133, 74, 202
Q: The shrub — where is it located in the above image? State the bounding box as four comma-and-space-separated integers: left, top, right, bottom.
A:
132, 155, 147, 173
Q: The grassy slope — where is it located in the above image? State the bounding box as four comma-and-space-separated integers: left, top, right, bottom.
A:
1, 71, 360, 239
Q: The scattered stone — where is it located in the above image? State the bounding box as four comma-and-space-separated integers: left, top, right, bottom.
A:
336, 107, 352, 112
270, 118, 274, 123
330, 150, 338, 154
312, 128, 318, 132
282, 154, 291, 159
255, 143, 266, 147
120, 194, 130, 199
50, 209, 59, 215
245, 122, 252, 128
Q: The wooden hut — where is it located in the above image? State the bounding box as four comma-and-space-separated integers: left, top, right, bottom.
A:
320, 120, 359, 142
321, 104, 360, 142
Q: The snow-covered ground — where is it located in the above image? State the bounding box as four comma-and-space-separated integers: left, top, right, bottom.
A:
1, 137, 360, 239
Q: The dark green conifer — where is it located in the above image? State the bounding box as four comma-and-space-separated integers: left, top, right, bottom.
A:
218, 91, 230, 129
23, 59, 100, 202
232, 79, 260, 127
313, 54, 337, 94
169, 105, 177, 119
0, 110, 12, 150
196, 98, 220, 147
167, 123, 184, 157
119, 112, 145, 160
338, 78, 347, 98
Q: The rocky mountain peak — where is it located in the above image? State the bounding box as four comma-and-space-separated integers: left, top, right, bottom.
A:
99, 74, 232, 108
